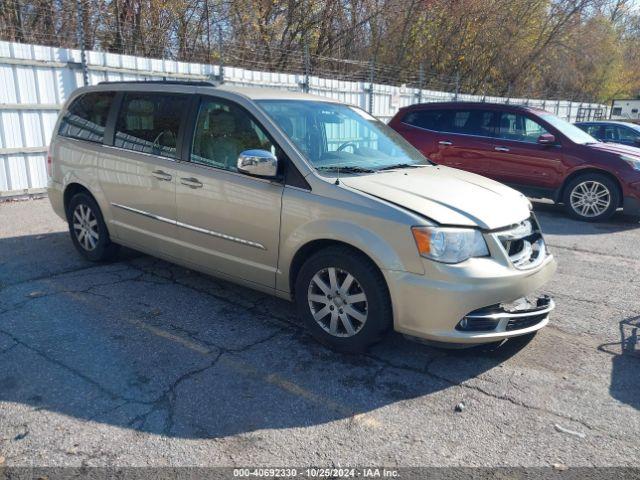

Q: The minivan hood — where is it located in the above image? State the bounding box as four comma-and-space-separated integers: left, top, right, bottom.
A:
340, 165, 531, 229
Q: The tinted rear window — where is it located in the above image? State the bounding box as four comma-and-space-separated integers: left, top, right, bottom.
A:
114, 93, 188, 159
448, 110, 497, 136
403, 108, 498, 136
402, 109, 448, 130
58, 92, 116, 143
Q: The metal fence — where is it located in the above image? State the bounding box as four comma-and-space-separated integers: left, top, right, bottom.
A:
0, 40, 609, 197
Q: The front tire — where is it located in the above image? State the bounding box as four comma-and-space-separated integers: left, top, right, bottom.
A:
294, 246, 392, 353
562, 173, 619, 222
67, 192, 119, 262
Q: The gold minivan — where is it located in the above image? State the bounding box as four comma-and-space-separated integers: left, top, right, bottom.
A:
47, 81, 556, 351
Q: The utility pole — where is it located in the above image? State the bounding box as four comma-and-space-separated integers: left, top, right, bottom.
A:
76, 0, 89, 86
205, 0, 211, 62
417, 63, 424, 104
454, 71, 460, 101
368, 59, 375, 114
217, 25, 225, 84
302, 42, 310, 93
301, 0, 310, 93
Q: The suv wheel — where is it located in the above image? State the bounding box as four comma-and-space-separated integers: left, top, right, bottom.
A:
295, 246, 392, 352
67, 193, 119, 261
563, 173, 619, 222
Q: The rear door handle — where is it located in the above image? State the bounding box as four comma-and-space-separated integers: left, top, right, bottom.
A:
180, 177, 203, 189
494, 146, 510, 152
439, 140, 453, 146
151, 170, 172, 181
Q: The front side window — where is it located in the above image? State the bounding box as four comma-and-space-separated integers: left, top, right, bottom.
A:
603, 125, 619, 142
191, 99, 275, 171
583, 124, 602, 138
496, 113, 549, 143
258, 100, 429, 172
58, 91, 115, 143
114, 93, 188, 159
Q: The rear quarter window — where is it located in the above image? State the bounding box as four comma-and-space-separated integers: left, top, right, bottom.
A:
58, 92, 116, 143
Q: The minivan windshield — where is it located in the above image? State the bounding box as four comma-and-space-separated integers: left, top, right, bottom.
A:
540, 114, 598, 145
257, 100, 430, 172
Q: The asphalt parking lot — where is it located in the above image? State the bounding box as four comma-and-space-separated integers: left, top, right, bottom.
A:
0, 198, 638, 468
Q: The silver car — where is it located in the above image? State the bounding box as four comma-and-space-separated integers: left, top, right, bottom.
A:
47, 81, 556, 351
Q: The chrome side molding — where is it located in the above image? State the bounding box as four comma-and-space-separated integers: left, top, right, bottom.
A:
111, 203, 266, 250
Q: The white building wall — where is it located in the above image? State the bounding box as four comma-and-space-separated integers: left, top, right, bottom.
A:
0, 40, 609, 196
611, 99, 640, 120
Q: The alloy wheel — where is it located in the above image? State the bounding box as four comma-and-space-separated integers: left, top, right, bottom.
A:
72, 203, 99, 251
569, 180, 611, 218
307, 267, 368, 338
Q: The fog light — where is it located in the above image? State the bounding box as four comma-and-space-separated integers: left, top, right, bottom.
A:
456, 316, 500, 332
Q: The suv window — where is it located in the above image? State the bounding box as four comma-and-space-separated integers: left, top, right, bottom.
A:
496, 112, 549, 143
114, 93, 188, 159
402, 109, 448, 131
191, 98, 275, 171
403, 109, 497, 137
605, 125, 638, 143
582, 124, 602, 137
446, 109, 497, 136
58, 92, 115, 143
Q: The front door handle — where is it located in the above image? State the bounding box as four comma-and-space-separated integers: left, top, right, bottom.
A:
439, 140, 453, 146
180, 177, 203, 189
151, 170, 172, 181
494, 146, 510, 152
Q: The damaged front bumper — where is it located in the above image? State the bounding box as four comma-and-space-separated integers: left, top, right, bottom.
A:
457, 294, 555, 333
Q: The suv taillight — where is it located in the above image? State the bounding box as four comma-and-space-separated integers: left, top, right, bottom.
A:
46, 150, 52, 177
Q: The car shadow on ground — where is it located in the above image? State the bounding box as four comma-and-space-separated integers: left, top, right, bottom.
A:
532, 201, 640, 235
598, 316, 640, 412
0, 232, 534, 439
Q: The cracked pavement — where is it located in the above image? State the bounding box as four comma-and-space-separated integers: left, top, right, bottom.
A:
0, 198, 638, 467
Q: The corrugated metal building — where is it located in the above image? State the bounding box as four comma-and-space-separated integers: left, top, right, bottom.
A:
0, 40, 609, 197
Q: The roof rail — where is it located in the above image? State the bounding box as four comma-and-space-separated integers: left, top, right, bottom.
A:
97, 80, 217, 87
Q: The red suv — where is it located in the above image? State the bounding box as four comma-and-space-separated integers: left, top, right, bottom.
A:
389, 102, 640, 221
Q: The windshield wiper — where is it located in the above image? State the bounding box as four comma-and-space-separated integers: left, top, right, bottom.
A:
376, 163, 425, 171
316, 165, 375, 174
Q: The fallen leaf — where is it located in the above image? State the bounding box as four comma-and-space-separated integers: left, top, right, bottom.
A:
554, 423, 586, 439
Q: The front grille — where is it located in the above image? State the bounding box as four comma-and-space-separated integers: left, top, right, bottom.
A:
494, 216, 547, 270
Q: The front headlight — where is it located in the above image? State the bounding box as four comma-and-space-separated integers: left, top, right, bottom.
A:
621, 154, 640, 171
411, 226, 489, 264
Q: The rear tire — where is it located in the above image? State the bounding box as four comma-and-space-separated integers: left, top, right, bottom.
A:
67, 192, 119, 262
294, 246, 392, 353
562, 173, 619, 222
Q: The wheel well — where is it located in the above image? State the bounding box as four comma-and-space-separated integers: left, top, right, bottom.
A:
288, 239, 386, 299
558, 168, 623, 206
63, 183, 93, 220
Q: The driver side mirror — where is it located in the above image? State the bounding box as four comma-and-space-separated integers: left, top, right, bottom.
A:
237, 149, 279, 178
537, 133, 556, 145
